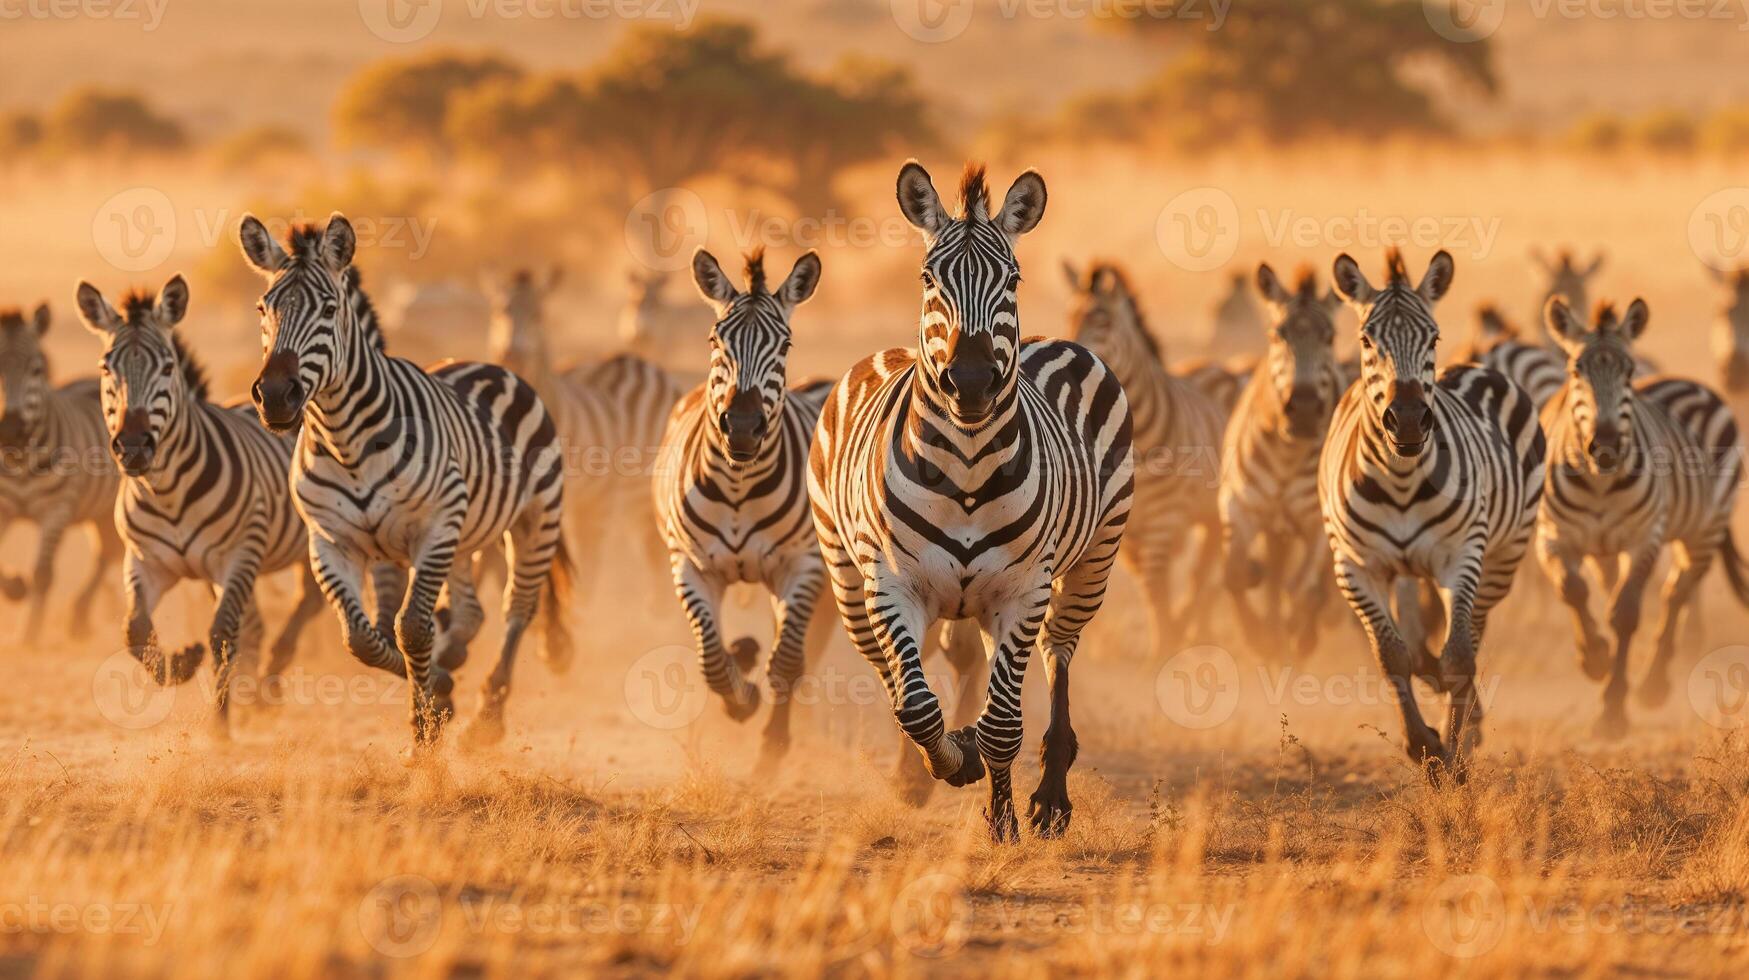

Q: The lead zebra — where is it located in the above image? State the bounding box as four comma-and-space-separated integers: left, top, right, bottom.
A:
654, 247, 830, 768
1320, 250, 1546, 778
241, 213, 569, 750
1536, 296, 1748, 738
1219, 263, 1345, 659
75, 276, 325, 734
1062, 261, 1223, 654
810, 163, 1133, 840
0, 302, 121, 642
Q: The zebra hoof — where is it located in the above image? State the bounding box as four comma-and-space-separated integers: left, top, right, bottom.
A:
730, 637, 760, 674
0, 574, 26, 602
1579, 638, 1612, 681
722, 686, 761, 723
540, 638, 575, 675
894, 759, 936, 808
1593, 706, 1630, 741
986, 803, 1020, 844
1026, 785, 1072, 838
459, 714, 506, 751
1637, 671, 1672, 709
436, 642, 468, 672
940, 726, 986, 787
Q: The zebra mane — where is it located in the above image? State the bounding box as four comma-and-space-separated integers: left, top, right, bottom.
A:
285, 224, 327, 262
1083, 260, 1166, 366
1292, 266, 1319, 299
743, 247, 768, 295
0, 309, 26, 330
959, 163, 990, 220
1477, 304, 1516, 338
343, 266, 387, 353
116, 288, 210, 401
1384, 248, 1410, 287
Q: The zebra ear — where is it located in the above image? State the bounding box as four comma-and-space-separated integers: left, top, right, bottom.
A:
238, 214, 288, 276
1582, 253, 1605, 278
319, 213, 356, 273
1255, 263, 1291, 306
1417, 251, 1455, 305
1331, 254, 1374, 305
896, 161, 949, 240
29, 303, 50, 337
544, 265, 564, 292
156, 275, 190, 328
1062, 260, 1081, 291
1620, 298, 1649, 340
777, 251, 822, 308
690, 248, 737, 312
995, 170, 1047, 239
74, 282, 121, 337
1529, 245, 1552, 275
1544, 296, 1586, 351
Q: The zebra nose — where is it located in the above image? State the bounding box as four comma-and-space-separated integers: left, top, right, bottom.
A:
1284, 385, 1320, 421
111, 431, 156, 471
941, 361, 997, 401
253, 376, 303, 421
1382, 400, 1433, 442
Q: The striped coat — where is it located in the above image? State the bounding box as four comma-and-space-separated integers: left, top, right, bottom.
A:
810, 164, 1133, 841
1536, 296, 1748, 737
0, 304, 121, 641
1320, 250, 1545, 778
75, 277, 324, 732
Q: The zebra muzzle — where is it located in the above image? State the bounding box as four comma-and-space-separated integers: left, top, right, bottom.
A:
252, 372, 305, 431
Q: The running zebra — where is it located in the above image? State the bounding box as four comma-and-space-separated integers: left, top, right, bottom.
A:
1219, 263, 1344, 659
75, 277, 325, 734
240, 213, 569, 750
1708, 265, 1749, 394
810, 163, 1134, 840
0, 302, 121, 642
1454, 305, 1566, 406
1320, 249, 1546, 778
654, 247, 831, 767
1537, 296, 1748, 737
1063, 261, 1223, 655
1175, 355, 1258, 418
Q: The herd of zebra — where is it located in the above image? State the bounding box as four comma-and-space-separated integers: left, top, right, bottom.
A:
5, 161, 1749, 839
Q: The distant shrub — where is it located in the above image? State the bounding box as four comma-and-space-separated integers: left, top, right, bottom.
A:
44, 87, 187, 156
1567, 113, 1626, 153
1636, 109, 1698, 154
1703, 106, 1749, 155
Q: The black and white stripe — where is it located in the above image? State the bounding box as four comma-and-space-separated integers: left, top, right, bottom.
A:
1320, 249, 1546, 778
240, 213, 568, 750
1536, 296, 1748, 737
1709, 266, 1749, 395
75, 277, 324, 733
653, 247, 829, 768
809, 163, 1134, 840
0, 302, 121, 641
1455, 305, 1567, 407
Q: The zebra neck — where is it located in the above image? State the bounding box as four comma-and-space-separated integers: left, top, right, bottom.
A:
131, 398, 201, 497
902, 376, 1022, 477
1117, 352, 1173, 434
305, 327, 394, 456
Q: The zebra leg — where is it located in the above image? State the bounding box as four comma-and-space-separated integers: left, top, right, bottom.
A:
310, 537, 410, 682
1176, 522, 1224, 640
461, 499, 565, 747
234, 597, 265, 721
756, 558, 827, 772
1595, 544, 1659, 739
123, 556, 202, 685
22, 506, 71, 644
670, 556, 760, 720
263, 562, 326, 680
70, 517, 123, 639
975, 582, 1055, 843
1290, 533, 1331, 660
396, 528, 463, 746
371, 563, 408, 639
207, 553, 267, 738
1432, 573, 1482, 780
1537, 535, 1610, 681
433, 565, 485, 674
1127, 539, 1179, 658
1642, 540, 1712, 710
0, 512, 23, 602
894, 619, 989, 806
1220, 510, 1271, 654
865, 568, 979, 788
1335, 561, 1445, 768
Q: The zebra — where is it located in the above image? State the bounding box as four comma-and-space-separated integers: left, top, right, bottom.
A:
1175, 355, 1259, 418
0, 302, 121, 642
1454, 305, 1567, 406
240, 212, 569, 750
1708, 265, 1749, 394
1062, 260, 1223, 655
1219, 263, 1345, 659
1536, 296, 1748, 738
1320, 249, 1546, 779
809, 163, 1134, 840
620, 268, 711, 373
1532, 247, 1605, 322
653, 246, 831, 768
1209, 269, 1266, 360
74, 276, 326, 734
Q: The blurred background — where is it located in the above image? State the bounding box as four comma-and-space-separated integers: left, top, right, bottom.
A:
3, 0, 1749, 385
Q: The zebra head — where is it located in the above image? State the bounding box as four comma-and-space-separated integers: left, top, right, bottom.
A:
1711, 266, 1749, 393
1333, 249, 1455, 458
74, 276, 203, 477
239, 212, 357, 433
0, 303, 51, 448
691, 247, 820, 463
487, 267, 561, 371
1532, 247, 1603, 329
1255, 263, 1341, 440
1546, 296, 1648, 474
896, 161, 1046, 427
1064, 262, 1158, 378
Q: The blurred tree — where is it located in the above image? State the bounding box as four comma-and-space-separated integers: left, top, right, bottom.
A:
334, 51, 522, 159
1635, 109, 1697, 154
1113, 0, 1497, 145
1567, 113, 1626, 154
1703, 106, 1749, 155
0, 111, 43, 163
45, 88, 186, 155
211, 124, 312, 171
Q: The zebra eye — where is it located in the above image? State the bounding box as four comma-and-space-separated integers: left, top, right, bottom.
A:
1360, 336, 1374, 349
160, 363, 174, 378
920, 269, 936, 288
322, 303, 338, 318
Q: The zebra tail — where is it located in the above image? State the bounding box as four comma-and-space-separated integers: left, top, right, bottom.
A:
539, 531, 577, 674
1721, 527, 1749, 609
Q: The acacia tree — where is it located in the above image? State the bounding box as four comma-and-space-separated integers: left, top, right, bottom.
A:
45, 88, 187, 155
333, 51, 522, 160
